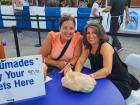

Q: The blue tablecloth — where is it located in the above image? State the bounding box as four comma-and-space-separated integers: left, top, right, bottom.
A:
6, 67, 126, 105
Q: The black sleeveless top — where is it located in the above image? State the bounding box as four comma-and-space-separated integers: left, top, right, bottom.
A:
88, 43, 131, 83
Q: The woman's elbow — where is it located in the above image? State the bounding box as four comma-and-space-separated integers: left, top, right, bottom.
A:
104, 67, 112, 76
40, 46, 46, 56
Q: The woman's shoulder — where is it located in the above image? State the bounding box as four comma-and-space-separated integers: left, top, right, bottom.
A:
75, 31, 81, 36
74, 31, 81, 39
72, 32, 82, 45
100, 42, 114, 54
48, 31, 60, 38
101, 42, 112, 48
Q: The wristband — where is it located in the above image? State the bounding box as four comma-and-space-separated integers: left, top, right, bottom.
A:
69, 63, 74, 69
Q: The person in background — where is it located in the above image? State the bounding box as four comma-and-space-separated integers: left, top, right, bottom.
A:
78, 0, 87, 8
71, 0, 78, 7
59, 0, 66, 7
90, 0, 102, 23
75, 22, 140, 99
90, 0, 102, 17
12, 0, 33, 34
40, 14, 82, 75
127, 0, 131, 8
102, 0, 129, 53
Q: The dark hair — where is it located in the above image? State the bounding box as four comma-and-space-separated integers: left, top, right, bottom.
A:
127, 0, 131, 8
59, 14, 76, 28
83, 21, 109, 49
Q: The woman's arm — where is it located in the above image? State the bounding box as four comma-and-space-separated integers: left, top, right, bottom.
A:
125, 5, 129, 24
90, 43, 114, 79
74, 47, 89, 72
40, 32, 62, 68
92, 8, 98, 16
102, 6, 112, 12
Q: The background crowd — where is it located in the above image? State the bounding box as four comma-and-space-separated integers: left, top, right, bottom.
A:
0, 0, 106, 7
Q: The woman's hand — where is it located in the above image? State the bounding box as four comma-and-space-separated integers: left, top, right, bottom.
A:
125, 18, 129, 25
56, 61, 68, 69
89, 73, 95, 79
59, 63, 73, 75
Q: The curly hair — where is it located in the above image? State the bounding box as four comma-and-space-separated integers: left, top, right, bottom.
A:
83, 22, 109, 49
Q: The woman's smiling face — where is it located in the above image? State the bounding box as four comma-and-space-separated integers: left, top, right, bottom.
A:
86, 27, 99, 45
60, 20, 75, 41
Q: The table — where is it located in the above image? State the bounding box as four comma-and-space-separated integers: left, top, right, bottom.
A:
7, 67, 126, 105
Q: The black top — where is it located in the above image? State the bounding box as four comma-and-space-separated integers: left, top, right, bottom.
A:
88, 43, 131, 84
108, 0, 128, 16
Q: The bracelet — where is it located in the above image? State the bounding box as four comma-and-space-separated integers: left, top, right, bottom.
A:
69, 63, 74, 70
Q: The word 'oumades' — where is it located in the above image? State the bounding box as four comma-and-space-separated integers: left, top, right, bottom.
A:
0, 59, 34, 70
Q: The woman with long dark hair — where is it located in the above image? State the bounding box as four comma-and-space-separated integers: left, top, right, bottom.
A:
75, 22, 140, 99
